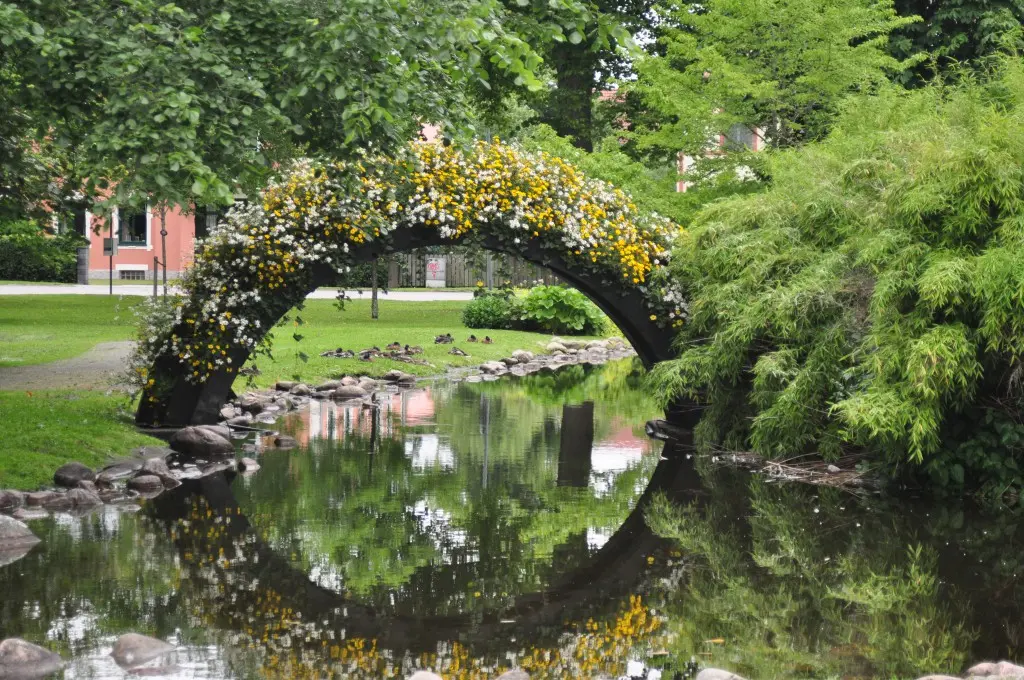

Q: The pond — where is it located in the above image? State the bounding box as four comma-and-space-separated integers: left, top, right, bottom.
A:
1, 358, 1023, 679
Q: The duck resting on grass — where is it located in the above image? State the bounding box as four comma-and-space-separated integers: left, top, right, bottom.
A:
434, 333, 454, 344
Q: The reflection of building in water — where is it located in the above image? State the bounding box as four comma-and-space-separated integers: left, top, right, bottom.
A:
292, 388, 437, 445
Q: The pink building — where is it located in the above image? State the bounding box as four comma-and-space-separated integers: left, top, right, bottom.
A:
70, 205, 219, 281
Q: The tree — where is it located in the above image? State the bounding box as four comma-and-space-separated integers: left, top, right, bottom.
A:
890, 0, 1024, 83
623, 0, 921, 162
647, 57, 1024, 488
3, 0, 549, 267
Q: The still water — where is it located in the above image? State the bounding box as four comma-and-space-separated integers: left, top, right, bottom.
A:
1, 358, 1023, 679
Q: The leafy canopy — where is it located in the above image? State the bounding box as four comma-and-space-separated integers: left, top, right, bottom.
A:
648, 56, 1024, 467
625, 0, 921, 160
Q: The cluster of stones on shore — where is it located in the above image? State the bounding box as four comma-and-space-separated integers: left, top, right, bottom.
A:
0, 632, 196, 677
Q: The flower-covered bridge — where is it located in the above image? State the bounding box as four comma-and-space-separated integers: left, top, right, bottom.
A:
135, 140, 685, 426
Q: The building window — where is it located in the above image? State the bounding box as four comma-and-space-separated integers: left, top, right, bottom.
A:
725, 124, 756, 151
119, 269, 147, 281
118, 209, 147, 246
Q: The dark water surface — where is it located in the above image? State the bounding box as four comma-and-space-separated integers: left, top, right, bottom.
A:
1, 358, 1023, 679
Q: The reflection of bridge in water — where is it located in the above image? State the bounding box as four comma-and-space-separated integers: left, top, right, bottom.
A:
148, 437, 699, 657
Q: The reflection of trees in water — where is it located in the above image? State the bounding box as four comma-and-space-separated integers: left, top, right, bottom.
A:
235, 362, 660, 613
645, 463, 1024, 679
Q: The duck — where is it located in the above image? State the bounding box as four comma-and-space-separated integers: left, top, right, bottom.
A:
405, 345, 423, 354
467, 335, 478, 342
482, 336, 493, 344
434, 333, 454, 344
448, 347, 469, 356
385, 341, 402, 351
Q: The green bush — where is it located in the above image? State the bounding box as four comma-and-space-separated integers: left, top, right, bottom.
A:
462, 293, 520, 329
520, 285, 606, 336
646, 56, 1024, 481
0, 220, 83, 282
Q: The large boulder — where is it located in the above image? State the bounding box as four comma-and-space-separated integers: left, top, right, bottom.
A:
66, 488, 102, 508
545, 341, 567, 354
289, 383, 311, 396
340, 376, 359, 387
97, 460, 143, 485
0, 490, 24, 513
333, 385, 368, 401
238, 394, 264, 414
315, 380, 341, 392
53, 462, 95, 488
127, 475, 164, 494
0, 516, 41, 568
275, 380, 297, 391
0, 638, 63, 678
479, 361, 507, 374
110, 634, 175, 670
169, 426, 234, 458
966, 661, 1024, 677
357, 377, 378, 391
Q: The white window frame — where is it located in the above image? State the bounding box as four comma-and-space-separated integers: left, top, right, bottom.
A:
113, 206, 152, 250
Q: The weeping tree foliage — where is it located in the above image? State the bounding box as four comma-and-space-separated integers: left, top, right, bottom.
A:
650, 56, 1024, 476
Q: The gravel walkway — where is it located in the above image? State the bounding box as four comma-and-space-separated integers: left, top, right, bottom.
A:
0, 341, 134, 391
0, 284, 473, 301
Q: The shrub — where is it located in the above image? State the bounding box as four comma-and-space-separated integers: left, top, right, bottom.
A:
520, 285, 606, 336
646, 57, 1024, 478
0, 220, 83, 282
462, 293, 520, 329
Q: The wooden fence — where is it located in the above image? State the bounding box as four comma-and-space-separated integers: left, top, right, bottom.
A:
387, 251, 561, 288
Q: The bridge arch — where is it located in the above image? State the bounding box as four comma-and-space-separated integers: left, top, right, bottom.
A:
135, 140, 685, 426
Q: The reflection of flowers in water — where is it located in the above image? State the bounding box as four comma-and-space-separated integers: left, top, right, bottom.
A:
166, 497, 667, 679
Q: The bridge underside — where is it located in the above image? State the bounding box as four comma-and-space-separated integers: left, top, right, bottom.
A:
136, 226, 677, 427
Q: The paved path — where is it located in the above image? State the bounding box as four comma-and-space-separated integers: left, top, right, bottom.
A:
0, 284, 473, 301
0, 341, 134, 391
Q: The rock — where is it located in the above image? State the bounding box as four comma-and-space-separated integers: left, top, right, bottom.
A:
479, 361, 507, 374
696, 670, 748, 680
127, 476, 164, 494
110, 633, 175, 669
545, 341, 567, 353
141, 457, 172, 477
340, 376, 359, 387
289, 383, 311, 396
169, 426, 235, 458
826, 464, 841, 473
502, 357, 519, 366
562, 339, 585, 350
76, 479, 98, 493
381, 370, 404, 382
130, 446, 174, 460
0, 638, 64, 678
273, 435, 298, 449
333, 385, 368, 400
12, 508, 47, 522
358, 377, 378, 391
227, 414, 254, 428
67, 488, 102, 508
219, 405, 237, 420
275, 380, 297, 391
497, 671, 530, 680
407, 673, 443, 680
915, 676, 961, 680
511, 350, 534, 363
522, 361, 542, 372
196, 424, 231, 440
238, 395, 264, 414
316, 380, 341, 391
464, 375, 483, 383
24, 491, 56, 507
238, 458, 260, 472
585, 339, 608, 350
966, 661, 1024, 677
53, 462, 95, 488
41, 493, 72, 511
0, 490, 24, 512
0, 516, 40, 550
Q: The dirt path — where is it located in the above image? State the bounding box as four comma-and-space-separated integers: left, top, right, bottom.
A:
0, 341, 135, 391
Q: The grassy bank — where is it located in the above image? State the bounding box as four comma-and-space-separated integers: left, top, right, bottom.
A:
243, 299, 591, 389
0, 391, 163, 489
0, 294, 598, 489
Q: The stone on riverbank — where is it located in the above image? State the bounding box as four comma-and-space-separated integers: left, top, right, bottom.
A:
289, 383, 311, 396
333, 385, 368, 400
275, 380, 297, 391
53, 462, 95, 488
511, 350, 534, 363
0, 490, 24, 512
545, 341, 567, 353
0, 638, 63, 678
127, 475, 164, 494
966, 661, 1024, 677
67, 488, 102, 508
110, 633, 175, 669
0, 516, 40, 550
696, 670, 748, 680
169, 426, 234, 458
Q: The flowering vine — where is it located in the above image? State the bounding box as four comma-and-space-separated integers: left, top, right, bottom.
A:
132, 140, 686, 394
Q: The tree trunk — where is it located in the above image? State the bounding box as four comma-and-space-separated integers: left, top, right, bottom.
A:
159, 204, 168, 297
371, 259, 379, 320
544, 43, 598, 152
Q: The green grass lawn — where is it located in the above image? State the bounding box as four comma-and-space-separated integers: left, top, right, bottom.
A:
0, 391, 163, 489
0, 296, 143, 367
0, 294, 602, 489
241, 299, 589, 389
